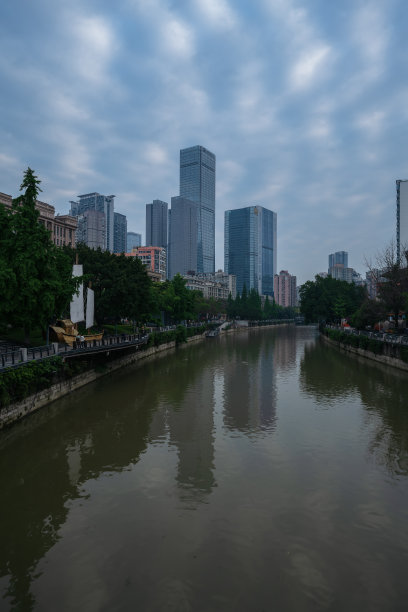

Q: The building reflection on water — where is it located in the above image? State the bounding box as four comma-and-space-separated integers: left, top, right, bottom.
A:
4, 327, 406, 610
222, 331, 278, 433
0, 342, 220, 608
299, 337, 408, 476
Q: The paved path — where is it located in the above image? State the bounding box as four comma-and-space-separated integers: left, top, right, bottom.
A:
0, 334, 149, 372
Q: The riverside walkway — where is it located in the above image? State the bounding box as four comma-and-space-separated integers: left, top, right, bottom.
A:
0, 322, 212, 372
326, 325, 408, 346
0, 333, 150, 372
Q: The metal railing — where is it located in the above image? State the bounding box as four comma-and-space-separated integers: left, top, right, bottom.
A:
0, 323, 212, 372
325, 325, 408, 346
0, 334, 150, 372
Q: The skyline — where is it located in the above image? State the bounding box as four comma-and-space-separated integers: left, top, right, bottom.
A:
1, 0, 408, 284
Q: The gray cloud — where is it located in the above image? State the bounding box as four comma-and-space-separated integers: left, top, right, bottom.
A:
0, 0, 406, 283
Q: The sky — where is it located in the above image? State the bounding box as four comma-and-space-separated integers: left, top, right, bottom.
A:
1, 0, 408, 284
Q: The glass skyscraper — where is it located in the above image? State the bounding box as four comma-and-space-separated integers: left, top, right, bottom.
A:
113, 212, 127, 253
224, 205, 277, 296
70, 192, 115, 252
328, 251, 348, 271
146, 199, 168, 248
180, 145, 215, 274
127, 232, 142, 252
168, 196, 198, 279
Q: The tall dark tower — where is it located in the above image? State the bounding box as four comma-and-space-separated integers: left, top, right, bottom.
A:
145, 199, 168, 248
180, 145, 215, 274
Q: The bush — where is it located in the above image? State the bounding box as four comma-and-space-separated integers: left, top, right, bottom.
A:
325, 328, 384, 356
175, 325, 187, 344
0, 357, 64, 408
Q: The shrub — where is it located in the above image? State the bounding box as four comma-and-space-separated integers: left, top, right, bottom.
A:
0, 357, 64, 408
175, 325, 187, 345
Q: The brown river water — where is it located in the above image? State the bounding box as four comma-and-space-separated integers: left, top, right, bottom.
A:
1, 326, 408, 611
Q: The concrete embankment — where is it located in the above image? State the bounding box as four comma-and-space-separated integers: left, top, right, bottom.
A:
0, 334, 204, 429
1, 322, 294, 429
321, 332, 408, 373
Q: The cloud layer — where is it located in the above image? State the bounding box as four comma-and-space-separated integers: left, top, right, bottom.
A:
0, 0, 406, 283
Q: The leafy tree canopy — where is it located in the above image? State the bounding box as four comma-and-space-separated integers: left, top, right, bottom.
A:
1, 168, 78, 342
299, 275, 366, 324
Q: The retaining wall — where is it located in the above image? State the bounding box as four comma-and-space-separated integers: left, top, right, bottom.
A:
0, 334, 204, 429
1, 323, 293, 429
321, 333, 408, 373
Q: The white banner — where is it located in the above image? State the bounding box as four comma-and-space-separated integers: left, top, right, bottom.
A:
86, 287, 94, 329
70, 265, 84, 323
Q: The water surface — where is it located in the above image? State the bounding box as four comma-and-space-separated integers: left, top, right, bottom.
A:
1, 326, 408, 611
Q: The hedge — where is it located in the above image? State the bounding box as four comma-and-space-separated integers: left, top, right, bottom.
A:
324, 328, 393, 357
147, 324, 208, 348
0, 356, 88, 409
0, 324, 211, 409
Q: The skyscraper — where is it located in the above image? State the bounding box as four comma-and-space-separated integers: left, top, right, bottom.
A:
76, 210, 105, 250
70, 192, 115, 252
274, 270, 297, 307
224, 205, 277, 296
328, 251, 348, 271
113, 212, 127, 253
146, 199, 168, 248
168, 196, 198, 279
180, 145, 215, 274
127, 231, 142, 252
396, 180, 408, 260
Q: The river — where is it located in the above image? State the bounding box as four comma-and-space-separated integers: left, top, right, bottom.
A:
1, 326, 408, 611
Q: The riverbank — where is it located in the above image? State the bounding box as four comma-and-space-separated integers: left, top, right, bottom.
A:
0, 334, 203, 429
1, 322, 295, 429
321, 331, 408, 373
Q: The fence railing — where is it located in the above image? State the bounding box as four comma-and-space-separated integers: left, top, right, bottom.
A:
0, 334, 150, 371
0, 323, 214, 372
325, 325, 408, 346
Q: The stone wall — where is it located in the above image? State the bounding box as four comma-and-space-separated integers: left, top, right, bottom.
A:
1, 324, 291, 429
1, 334, 205, 429
321, 333, 408, 373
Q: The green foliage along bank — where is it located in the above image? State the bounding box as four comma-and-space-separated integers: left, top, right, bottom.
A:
0, 324, 212, 409
0, 356, 87, 408
0, 169, 79, 344
300, 275, 366, 324
323, 328, 408, 363
227, 286, 295, 321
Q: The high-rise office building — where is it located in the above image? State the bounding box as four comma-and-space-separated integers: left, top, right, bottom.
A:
168, 196, 198, 279
274, 270, 297, 307
328, 251, 348, 271
396, 180, 408, 260
113, 212, 127, 253
224, 205, 277, 296
329, 264, 354, 283
127, 232, 142, 252
146, 199, 168, 248
77, 210, 105, 250
70, 192, 115, 251
180, 145, 215, 274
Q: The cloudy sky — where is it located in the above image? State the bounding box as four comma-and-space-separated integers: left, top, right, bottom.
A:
1, 0, 407, 283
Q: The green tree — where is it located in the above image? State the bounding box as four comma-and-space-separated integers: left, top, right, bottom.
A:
0, 202, 16, 326
351, 299, 388, 330
65, 244, 153, 325
171, 274, 197, 322
8, 169, 78, 343
247, 288, 263, 320
227, 292, 235, 319
300, 275, 365, 324
333, 296, 347, 323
